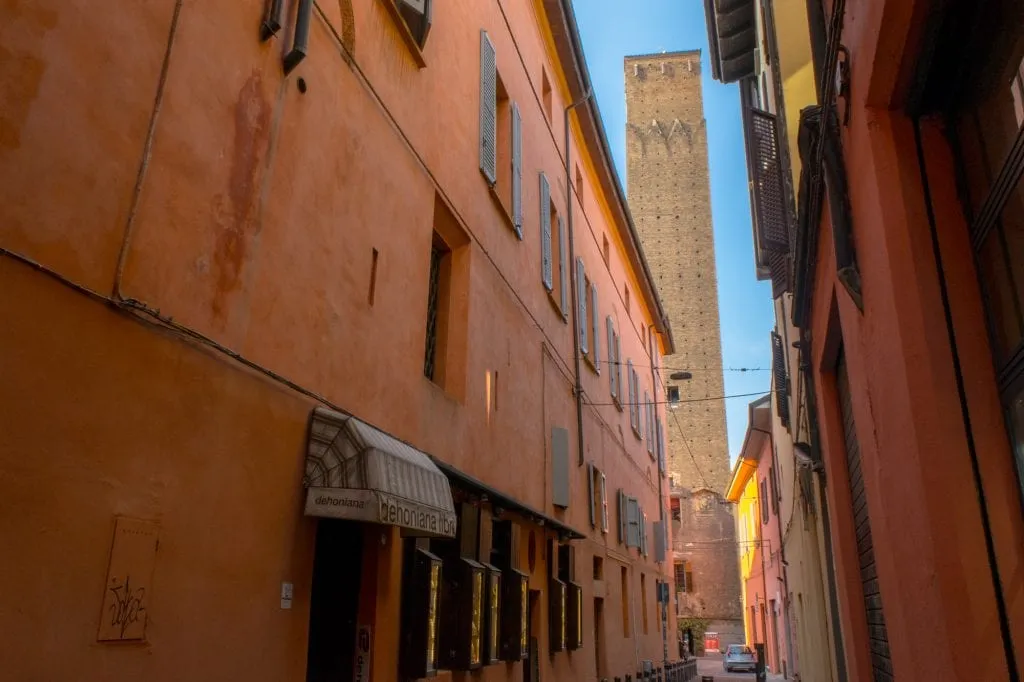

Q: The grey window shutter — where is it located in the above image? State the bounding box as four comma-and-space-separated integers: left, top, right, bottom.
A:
622, 358, 630, 428
606, 317, 616, 398
654, 520, 666, 562
590, 284, 600, 374
600, 472, 608, 533
641, 510, 648, 556
551, 427, 570, 508
511, 102, 523, 237
558, 217, 569, 319
614, 335, 623, 409
587, 462, 596, 528
646, 393, 654, 454
618, 490, 627, 544
627, 498, 640, 548
656, 417, 665, 474
479, 31, 497, 185
540, 173, 553, 290
576, 258, 588, 354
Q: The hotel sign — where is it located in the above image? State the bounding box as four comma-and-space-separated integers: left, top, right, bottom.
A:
305, 487, 457, 538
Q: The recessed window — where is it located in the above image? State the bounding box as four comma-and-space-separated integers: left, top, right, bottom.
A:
602, 233, 610, 266
395, 0, 432, 48
621, 567, 630, 636
640, 573, 649, 634
667, 385, 680, 405
423, 196, 469, 394
593, 556, 604, 580
542, 67, 553, 122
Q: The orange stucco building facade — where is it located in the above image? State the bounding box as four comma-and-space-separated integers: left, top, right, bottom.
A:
0, 2, 694, 681
786, 0, 1024, 679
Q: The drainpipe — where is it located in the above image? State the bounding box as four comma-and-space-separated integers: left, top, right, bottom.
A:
565, 89, 592, 467
648, 322, 669, 668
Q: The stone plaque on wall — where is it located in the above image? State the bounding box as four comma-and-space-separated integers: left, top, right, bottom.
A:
97, 517, 159, 642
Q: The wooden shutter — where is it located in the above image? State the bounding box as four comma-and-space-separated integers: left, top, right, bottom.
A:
587, 463, 596, 528
656, 417, 665, 474
590, 284, 600, 374
479, 31, 497, 184
646, 393, 654, 455
600, 473, 608, 533
614, 334, 623, 410
511, 102, 523, 237
627, 360, 636, 431
838, 354, 892, 681
576, 258, 588, 354
772, 331, 790, 428
640, 509, 648, 556
558, 217, 568, 319
618, 490, 627, 544
606, 317, 617, 398
540, 173, 552, 290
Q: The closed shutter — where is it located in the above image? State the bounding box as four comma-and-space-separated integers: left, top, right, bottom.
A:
614, 335, 623, 410
747, 108, 788, 251
591, 284, 600, 374
641, 509, 648, 556
626, 497, 640, 548
646, 393, 654, 454
479, 31, 497, 184
540, 174, 552, 290
600, 473, 608, 533
838, 354, 893, 682
587, 462, 596, 528
511, 102, 523, 237
657, 417, 665, 473
607, 317, 617, 399
618, 490, 627, 544
772, 331, 790, 428
558, 217, 568, 319
576, 258, 588, 354
627, 360, 636, 430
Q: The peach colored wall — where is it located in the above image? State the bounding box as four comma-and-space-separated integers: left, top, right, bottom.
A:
0, 0, 673, 680
802, 1, 1024, 680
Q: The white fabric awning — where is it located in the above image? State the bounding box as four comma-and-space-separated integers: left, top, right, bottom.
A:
303, 407, 457, 538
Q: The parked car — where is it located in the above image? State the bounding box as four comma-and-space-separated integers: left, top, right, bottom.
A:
723, 644, 757, 673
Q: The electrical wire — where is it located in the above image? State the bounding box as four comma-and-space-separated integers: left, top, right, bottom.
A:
666, 405, 711, 491
585, 390, 771, 408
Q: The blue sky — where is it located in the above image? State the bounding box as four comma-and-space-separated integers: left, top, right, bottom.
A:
574, 0, 775, 461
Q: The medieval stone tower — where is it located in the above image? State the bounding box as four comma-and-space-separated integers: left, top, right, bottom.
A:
624, 50, 742, 649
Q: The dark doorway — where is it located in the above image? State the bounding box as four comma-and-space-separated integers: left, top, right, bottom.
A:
306, 520, 364, 682
524, 589, 541, 682
594, 598, 605, 678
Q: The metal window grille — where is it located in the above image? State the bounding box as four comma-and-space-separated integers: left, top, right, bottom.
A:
423, 244, 443, 380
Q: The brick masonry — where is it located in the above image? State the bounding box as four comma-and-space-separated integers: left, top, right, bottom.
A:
624, 51, 743, 636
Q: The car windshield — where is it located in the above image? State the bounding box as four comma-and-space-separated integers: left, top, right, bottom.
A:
729, 646, 753, 655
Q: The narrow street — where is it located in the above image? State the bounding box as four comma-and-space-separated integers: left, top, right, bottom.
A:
695, 655, 785, 682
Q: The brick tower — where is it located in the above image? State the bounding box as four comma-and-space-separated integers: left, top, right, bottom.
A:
624, 50, 743, 650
